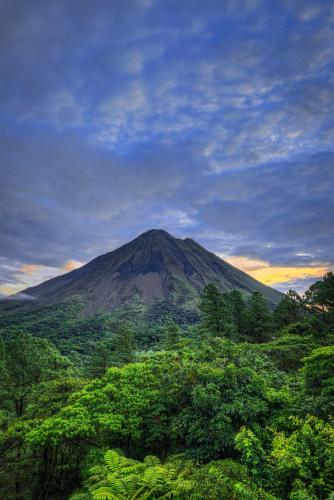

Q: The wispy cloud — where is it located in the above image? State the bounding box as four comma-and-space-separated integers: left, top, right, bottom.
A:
0, 0, 333, 294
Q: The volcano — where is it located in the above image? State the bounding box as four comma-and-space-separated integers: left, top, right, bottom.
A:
11, 229, 283, 313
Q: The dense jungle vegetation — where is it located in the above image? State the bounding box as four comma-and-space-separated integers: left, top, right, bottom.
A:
0, 273, 333, 499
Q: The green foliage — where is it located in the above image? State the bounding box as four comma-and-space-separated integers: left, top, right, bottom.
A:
189, 458, 276, 499
199, 283, 227, 337
301, 345, 334, 416
0, 298, 113, 357
23, 342, 285, 468
1, 274, 334, 499
145, 300, 199, 327
236, 416, 334, 499
235, 427, 268, 484
86, 340, 115, 378
0, 331, 71, 418
162, 320, 181, 350
199, 286, 274, 343
0, 333, 83, 499
199, 283, 243, 339
274, 290, 305, 328
111, 324, 137, 366
270, 416, 334, 499
74, 451, 277, 500
71, 449, 194, 499
305, 272, 334, 329
257, 334, 317, 371
244, 292, 273, 343
228, 289, 247, 337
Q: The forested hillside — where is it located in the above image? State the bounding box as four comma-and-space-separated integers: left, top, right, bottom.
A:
0, 273, 333, 499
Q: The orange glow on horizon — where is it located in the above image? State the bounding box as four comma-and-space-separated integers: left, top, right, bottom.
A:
224, 255, 329, 286
0, 283, 22, 296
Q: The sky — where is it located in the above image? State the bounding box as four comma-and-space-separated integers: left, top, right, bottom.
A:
1, 0, 333, 296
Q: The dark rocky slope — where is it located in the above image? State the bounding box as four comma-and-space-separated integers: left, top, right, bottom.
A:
14, 229, 282, 313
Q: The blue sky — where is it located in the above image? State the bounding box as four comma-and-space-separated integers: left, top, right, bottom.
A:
1, 0, 333, 295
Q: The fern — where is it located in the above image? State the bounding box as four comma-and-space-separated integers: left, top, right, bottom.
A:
74, 449, 195, 499
104, 450, 122, 472
91, 485, 121, 500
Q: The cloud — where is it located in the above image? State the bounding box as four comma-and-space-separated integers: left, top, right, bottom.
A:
0, 0, 333, 295
5, 292, 37, 301
20, 264, 40, 275
196, 153, 334, 269
63, 260, 85, 272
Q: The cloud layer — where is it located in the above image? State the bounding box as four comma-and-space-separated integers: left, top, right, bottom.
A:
0, 0, 333, 294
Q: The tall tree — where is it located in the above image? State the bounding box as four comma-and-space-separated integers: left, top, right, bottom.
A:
228, 290, 246, 338
162, 320, 181, 350
244, 292, 273, 343
0, 332, 73, 498
112, 324, 136, 366
274, 289, 305, 328
305, 272, 334, 327
199, 284, 226, 337
0, 332, 70, 418
86, 339, 114, 378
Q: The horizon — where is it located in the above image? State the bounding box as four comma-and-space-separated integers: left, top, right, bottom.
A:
0, 227, 328, 298
1, 0, 333, 296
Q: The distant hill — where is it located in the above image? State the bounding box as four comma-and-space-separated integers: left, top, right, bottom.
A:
6, 229, 282, 314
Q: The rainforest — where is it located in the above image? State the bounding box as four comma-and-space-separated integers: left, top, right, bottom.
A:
1, 273, 333, 499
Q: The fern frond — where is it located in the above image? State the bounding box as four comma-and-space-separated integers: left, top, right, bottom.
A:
105, 475, 127, 496
175, 478, 194, 493
120, 463, 144, 476
104, 450, 122, 472
142, 465, 167, 487
90, 479, 109, 489
89, 475, 107, 484
91, 485, 121, 500
89, 465, 108, 476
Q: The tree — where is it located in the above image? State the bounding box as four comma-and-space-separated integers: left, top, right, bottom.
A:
302, 345, 334, 416
112, 324, 136, 366
162, 320, 181, 350
189, 459, 274, 500
236, 417, 334, 499
0, 332, 76, 499
0, 331, 71, 418
235, 427, 268, 485
274, 290, 305, 328
270, 416, 334, 499
244, 292, 273, 343
86, 340, 115, 378
305, 272, 334, 327
199, 284, 235, 338
199, 284, 224, 337
227, 290, 246, 338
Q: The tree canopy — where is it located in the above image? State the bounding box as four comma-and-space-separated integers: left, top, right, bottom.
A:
0, 274, 333, 499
